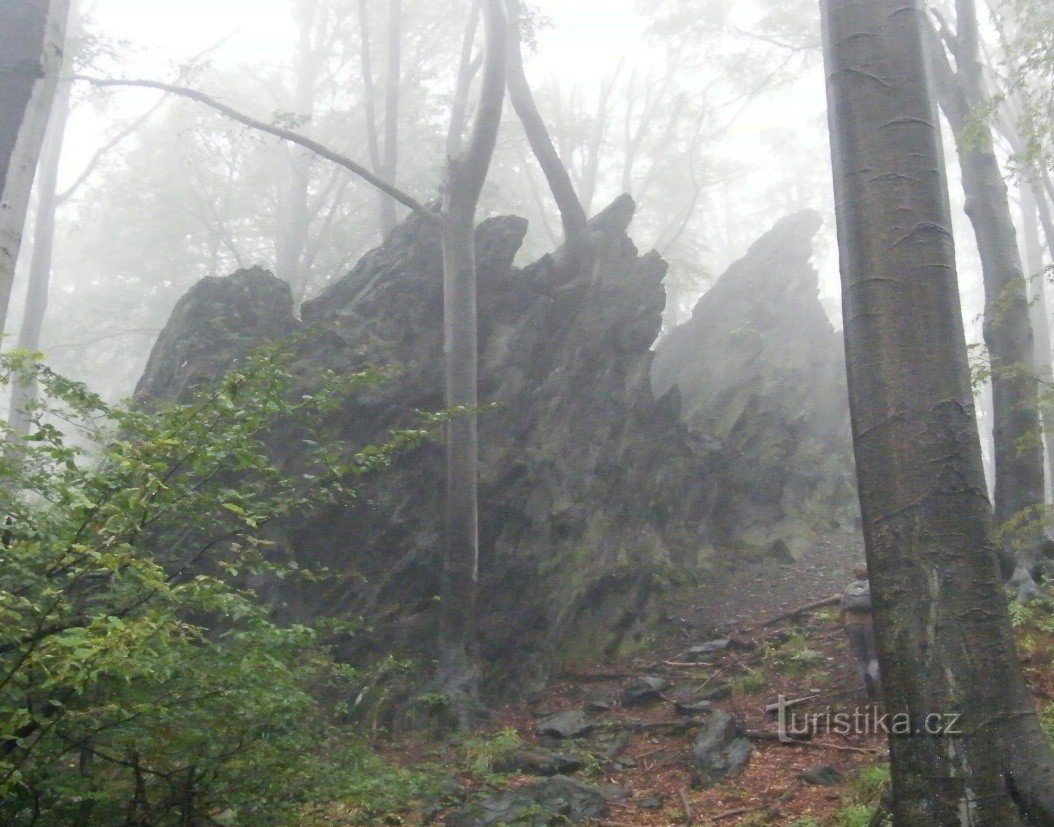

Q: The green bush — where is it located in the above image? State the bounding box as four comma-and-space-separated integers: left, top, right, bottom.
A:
0, 347, 435, 824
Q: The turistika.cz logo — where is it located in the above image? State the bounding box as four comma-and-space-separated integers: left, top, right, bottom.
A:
771, 696, 963, 742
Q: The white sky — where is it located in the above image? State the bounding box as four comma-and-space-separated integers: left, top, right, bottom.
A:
92, 0, 644, 73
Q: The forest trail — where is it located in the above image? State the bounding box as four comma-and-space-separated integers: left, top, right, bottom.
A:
348, 562, 1054, 827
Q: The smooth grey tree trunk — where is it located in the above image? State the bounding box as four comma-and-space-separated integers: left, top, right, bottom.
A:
505, 0, 587, 243
926, 0, 1047, 598
275, 0, 317, 299
8, 72, 70, 435
1021, 184, 1054, 505
821, 0, 1054, 822
437, 0, 506, 728
0, 0, 70, 334
357, 0, 400, 240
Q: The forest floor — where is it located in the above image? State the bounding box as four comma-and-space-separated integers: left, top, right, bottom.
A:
328, 552, 1054, 826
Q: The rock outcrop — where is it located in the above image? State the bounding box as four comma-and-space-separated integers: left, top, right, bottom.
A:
652, 211, 859, 559
137, 201, 730, 696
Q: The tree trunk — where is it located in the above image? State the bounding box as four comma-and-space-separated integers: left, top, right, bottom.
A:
380, 0, 400, 236
358, 0, 400, 240
0, 0, 70, 334
8, 71, 71, 435
821, 0, 1054, 822
1021, 184, 1054, 505
926, 1, 1047, 597
437, 0, 506, 728
504, 0, 587, 243
275, 1, 316, 299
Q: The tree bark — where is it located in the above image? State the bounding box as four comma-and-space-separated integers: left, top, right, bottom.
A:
1020, 184, 1054, 505
275, 0, 317, 299
7, 68, 70, 436
380, 0, 400, 236
0, 0, 70, 334
357, 0, 400, 239
926, 1, 1047, 597
504, 0, 587, 243
821, 0, 1054, 822
437, 0, 506, 727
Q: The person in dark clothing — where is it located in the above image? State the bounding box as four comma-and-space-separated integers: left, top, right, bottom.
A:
840, 563, 880, 700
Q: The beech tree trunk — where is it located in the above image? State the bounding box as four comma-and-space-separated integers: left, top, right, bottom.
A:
358, 0, 401, 240
821, 0, 1054, 822
504, 0, 587, 243
1021, 184, 1054, 505
436, 0, 506, 727
0, 0, 70, 334
275, 0, 316, 298
8, 71, 70, 435
926, 0, 1047, 598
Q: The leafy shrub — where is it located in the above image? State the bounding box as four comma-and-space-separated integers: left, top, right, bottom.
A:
0, 347, 435, 824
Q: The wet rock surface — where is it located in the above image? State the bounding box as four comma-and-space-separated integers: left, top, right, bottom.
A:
443, 775, 608, 826
653, 210, 860, 560
691, 709, 755, 787
136, 201, 730, 698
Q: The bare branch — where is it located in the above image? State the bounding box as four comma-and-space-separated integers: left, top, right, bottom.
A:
72, 75, 441, 225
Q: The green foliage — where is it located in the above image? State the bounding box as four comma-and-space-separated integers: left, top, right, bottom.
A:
765, 631, 826, 675
1039, 703, 1054, 743
459, 728, 523, 780
835, 761, 891, 827
733, 672, 765, 695
0, 347, 436, 824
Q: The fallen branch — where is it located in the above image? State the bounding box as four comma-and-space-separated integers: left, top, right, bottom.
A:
712, 807, 751, 821
759, 595, 841, 628
679, 786, 694, 826
746, 730, 878, 755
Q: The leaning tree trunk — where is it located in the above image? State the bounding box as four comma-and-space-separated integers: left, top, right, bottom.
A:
821, 0, 1054, 822
926, 0, 1047, 599
0, 0, 70, 334
436, 0, 506, 728
504, 0, 587, 244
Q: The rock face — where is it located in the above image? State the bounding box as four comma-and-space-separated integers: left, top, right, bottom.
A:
136, 201, 730, 696
652, 211, 859, 559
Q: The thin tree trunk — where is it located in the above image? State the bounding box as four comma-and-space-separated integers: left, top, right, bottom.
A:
380, 0, 400, 236
275, 0, 315, 298
504, 0, 587, 243
0, 0, 70, 334
358, 0, 400, 239
1021, 184, 1054, 505
446, 0, 481, 160
437, 0, 506, 728
8, 72, 70, 435
926, 1, 1047, 597
821, 0, 1054, 822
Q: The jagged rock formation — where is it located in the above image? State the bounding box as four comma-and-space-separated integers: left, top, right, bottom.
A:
652, 210, 859, 560
137, 201, 731, 696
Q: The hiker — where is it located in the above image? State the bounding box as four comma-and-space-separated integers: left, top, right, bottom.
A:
840, 563, 880, 700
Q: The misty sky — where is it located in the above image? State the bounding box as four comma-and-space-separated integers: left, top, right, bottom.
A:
94, 0, 643, 70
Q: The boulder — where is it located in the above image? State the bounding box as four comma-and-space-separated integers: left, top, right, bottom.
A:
493, 747, 585, 777
621, 675, 669, 706
653, 210, 859, 559
800, 764, 844, 786
444, 775, 607, 826
535, 710, 594, 739
691, 709, 754, 787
